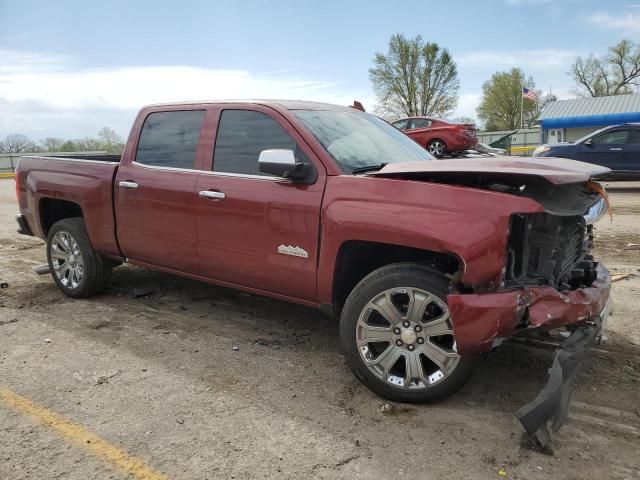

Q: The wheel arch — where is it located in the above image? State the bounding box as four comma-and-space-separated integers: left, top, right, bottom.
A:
39, 197, 84, 236
427, 137, 447, 147
330, 240, 463, 314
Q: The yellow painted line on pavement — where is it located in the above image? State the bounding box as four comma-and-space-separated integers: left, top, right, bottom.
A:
0, 388, 169, 480
0, 172, 15, 178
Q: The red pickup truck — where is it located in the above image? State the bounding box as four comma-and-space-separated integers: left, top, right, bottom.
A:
15, 100, 611, 443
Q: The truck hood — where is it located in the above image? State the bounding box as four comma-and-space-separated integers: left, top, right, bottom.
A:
371, 156, 609, 185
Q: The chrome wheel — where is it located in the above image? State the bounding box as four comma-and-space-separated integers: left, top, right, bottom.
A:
428, 140, 445, 157
356, 287, 460, 390
50, 231, 84, 289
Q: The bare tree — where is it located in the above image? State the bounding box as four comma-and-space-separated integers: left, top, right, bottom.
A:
74, 137, 103, 151
41, 137, 64, 152
0, 134, 37, 153
369, 34, 459, 118
570, 39, 640, 97
97, 127, 125, 154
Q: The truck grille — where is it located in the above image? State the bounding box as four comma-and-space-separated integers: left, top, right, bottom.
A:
505, 213, 596, 290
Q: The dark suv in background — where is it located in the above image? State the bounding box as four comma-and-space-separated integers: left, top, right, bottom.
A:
533, 123, 640, 179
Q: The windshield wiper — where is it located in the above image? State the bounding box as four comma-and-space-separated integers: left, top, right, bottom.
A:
351, 163, 387, 174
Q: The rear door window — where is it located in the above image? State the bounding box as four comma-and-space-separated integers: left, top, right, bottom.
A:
135, 110, 205, 169
411, 119, 431, 129
213, 109, 307, 176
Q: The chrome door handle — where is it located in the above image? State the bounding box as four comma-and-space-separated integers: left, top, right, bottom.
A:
609, 148, 623, 151
119, 181, 139, 189
199, 190, 226, 200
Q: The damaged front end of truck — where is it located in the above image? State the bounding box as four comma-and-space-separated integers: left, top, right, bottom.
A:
450, 181, 610, 452
373, 158, 612, 452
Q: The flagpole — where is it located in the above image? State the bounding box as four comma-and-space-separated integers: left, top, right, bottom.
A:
520, 84, 524, 130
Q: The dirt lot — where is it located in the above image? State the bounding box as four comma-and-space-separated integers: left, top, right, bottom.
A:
0, 178, 638, 480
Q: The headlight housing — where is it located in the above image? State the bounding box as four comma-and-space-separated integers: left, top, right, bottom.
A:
533, 145, 551, 156
584, 195, 608, 225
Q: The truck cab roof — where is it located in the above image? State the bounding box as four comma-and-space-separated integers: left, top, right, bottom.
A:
143, 99, 357, 112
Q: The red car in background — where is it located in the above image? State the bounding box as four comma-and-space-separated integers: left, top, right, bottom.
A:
391, 117, 478, 157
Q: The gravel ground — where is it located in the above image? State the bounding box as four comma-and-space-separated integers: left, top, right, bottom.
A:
0, 178, 639, 480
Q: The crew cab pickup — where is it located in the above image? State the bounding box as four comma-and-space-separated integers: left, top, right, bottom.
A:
15, 100, 611, 444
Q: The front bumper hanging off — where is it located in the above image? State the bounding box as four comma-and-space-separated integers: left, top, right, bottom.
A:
449, 265, 611, 453
515, 308, 606, 454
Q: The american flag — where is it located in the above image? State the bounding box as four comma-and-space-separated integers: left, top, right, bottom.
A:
522, 87, 537, 101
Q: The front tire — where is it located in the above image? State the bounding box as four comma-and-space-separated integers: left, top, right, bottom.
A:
339, 263, 475, 403
47, 218, 112, 298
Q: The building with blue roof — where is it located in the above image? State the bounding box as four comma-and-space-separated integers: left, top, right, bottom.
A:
538, 93, 640, 144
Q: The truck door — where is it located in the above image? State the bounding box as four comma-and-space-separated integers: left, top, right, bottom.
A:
195, 106, 326, 302
115, 108, 206, 273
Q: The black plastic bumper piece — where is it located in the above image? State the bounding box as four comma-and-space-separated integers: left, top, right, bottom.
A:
16, 214, 33, 236
515, 315, 603, 454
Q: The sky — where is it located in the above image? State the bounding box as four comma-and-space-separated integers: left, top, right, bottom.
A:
1, 0, 639, 140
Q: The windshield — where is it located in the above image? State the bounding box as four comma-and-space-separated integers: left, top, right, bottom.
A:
294, 109, 435, 173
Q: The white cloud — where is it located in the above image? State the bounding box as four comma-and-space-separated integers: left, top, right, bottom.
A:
457, 49, 579, 70
585, 11, 640, 33
0, 49, 375, 139
450, 93, 482, 122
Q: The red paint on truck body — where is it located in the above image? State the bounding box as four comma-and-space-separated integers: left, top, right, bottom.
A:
315, 175, 544, 303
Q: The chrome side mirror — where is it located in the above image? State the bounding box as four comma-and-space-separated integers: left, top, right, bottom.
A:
258, 149, 314, 183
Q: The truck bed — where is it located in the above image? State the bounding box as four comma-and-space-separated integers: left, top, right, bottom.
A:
15, 154, 121, 259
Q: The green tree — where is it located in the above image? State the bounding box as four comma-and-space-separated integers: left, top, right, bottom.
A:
477, 68, 542, 131
570, 39, 640, 97
60, 140, 77, 152
369, 34, 460, 118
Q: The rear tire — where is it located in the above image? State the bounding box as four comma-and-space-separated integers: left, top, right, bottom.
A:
339, 263, 476, 403
427, 139, 447, 157
46, 218, 112, 298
